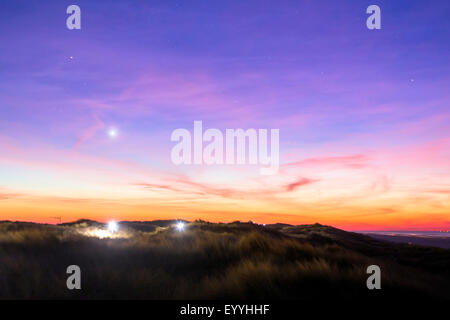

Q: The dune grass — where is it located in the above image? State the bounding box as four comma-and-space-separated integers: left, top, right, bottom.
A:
0, 220, 448, 299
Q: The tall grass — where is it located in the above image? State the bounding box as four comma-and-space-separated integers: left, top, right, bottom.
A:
0, 221, 448, 299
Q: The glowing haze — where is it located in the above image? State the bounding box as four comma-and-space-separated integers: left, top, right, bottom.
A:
0, 0, 449, 230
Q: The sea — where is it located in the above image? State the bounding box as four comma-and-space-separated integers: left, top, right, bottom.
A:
360, 231, 450, 238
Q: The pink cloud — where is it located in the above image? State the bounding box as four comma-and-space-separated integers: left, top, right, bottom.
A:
73, 115, 105, 151
285, 178, 318, 192
284, 154, 370, 169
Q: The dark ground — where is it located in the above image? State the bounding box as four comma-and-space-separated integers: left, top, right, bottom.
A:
0, 219, 449, 300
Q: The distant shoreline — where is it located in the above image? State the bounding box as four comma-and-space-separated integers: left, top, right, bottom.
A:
360, 232, 450, 249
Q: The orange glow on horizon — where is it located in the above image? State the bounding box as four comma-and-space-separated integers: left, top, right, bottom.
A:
1, 194, 448, 231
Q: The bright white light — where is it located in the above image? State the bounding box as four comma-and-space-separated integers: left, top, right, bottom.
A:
108, 128, 118, 138
78, 226, 128, 239
175, 221, 185, 231
108, 221, 118, 233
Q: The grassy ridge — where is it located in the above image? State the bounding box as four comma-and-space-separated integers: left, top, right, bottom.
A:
0, 220, 449, 299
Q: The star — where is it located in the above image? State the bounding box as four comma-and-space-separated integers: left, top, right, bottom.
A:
108, 128, 118, 138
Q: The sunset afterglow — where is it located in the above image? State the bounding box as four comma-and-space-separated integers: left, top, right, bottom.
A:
0, 1, 449, 231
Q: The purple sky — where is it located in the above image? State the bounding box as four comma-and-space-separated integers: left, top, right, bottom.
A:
0, 0, 449, 229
